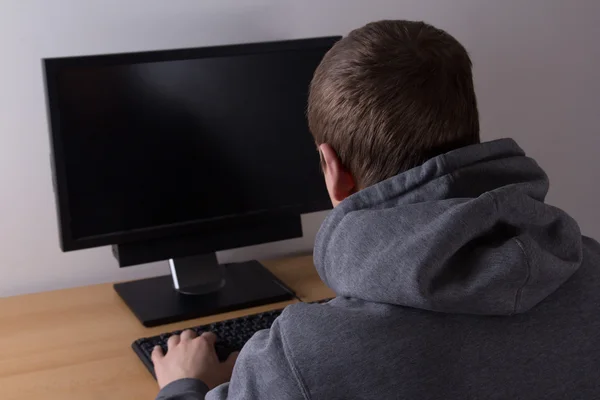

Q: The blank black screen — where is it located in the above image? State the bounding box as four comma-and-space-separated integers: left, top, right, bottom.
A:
55, 48, 330, 239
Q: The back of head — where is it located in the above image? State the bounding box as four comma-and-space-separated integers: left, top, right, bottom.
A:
308, 20, 480, 189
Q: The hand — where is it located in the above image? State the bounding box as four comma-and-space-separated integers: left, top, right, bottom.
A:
151, 330, 239, 390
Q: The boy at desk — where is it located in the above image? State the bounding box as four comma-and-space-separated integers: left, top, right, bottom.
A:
154, 20, 600, 400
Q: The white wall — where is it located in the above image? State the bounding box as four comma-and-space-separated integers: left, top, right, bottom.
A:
1, 0, 599, 297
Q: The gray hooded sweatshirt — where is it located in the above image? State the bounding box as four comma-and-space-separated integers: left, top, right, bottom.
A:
157, 139, 600, 400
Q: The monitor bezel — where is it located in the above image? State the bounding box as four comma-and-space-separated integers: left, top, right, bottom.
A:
43, 36, 340, 252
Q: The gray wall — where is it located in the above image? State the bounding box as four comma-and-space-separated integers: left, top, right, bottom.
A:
1, 0, 598, 296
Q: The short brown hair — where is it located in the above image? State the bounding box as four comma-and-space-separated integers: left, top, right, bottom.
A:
308, 20, 480, 188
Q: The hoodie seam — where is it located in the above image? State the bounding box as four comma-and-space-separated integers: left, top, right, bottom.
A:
513, 237, 532, 315
279, 321, 312, 400
440, 153, 456, 186
488, 191, 532, 315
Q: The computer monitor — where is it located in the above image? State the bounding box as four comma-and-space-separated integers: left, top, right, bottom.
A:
43, 36, 340, 326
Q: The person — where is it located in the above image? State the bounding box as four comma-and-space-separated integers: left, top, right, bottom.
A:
155, 20, 600, 400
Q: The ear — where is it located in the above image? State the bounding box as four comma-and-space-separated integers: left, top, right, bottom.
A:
319, 143, 356, 206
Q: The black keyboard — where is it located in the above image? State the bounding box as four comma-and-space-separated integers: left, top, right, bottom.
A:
132, 298, 332, 378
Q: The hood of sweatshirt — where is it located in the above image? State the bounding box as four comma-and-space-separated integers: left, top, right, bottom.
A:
314, 139, 582, 316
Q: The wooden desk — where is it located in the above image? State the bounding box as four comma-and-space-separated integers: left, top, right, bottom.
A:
0, 255, 334, 400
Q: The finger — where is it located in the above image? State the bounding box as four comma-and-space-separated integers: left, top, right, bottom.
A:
199, 331, 218, 346
167, 334, 180, 349
180, 329, 197, 341
151, 345, 164, 362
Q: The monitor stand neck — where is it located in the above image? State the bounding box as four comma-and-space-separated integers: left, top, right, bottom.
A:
169, 253, 226, 295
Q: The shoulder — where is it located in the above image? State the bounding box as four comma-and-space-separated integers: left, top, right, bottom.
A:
275, 298, 370, 364
275, 300, 339, 352
277, 299, 344, 334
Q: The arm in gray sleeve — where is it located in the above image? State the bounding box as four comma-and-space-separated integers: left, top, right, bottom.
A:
207, 317, 307, 400
154, 316, 306, 400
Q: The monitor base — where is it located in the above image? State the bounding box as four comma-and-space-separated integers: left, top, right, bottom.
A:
114, 260, 295, 327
